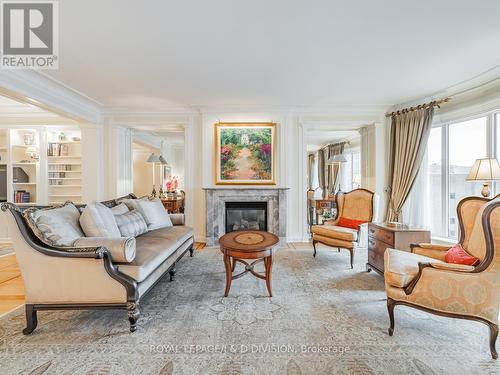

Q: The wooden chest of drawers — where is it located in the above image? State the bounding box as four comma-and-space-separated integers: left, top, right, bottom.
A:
367, 222, 431, 275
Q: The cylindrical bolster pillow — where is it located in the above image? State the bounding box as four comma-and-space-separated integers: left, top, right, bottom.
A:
73, 237, 136, 263
169, 213, 185, 226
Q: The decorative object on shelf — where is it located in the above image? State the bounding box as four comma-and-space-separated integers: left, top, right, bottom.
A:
13, 167, 29, 183
71, 136, 81, 142
466, 158, 500, 197
25, 146, 39, 161
58, 132, 66, 141
214, 122, 276, 185
23, 132, 35, 146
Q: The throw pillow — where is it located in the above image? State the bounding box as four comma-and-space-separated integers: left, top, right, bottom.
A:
114, 210, 148, 237
111, 202, 129, 216
116, 196, 149, 211
337, 217, 366, 230
134, 198, 173, 230
80, 201, 121, 237
445, 244, 480, 266
23, 202, 84, 247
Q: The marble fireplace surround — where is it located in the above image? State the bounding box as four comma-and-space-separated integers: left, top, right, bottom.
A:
203, 188, 288, 246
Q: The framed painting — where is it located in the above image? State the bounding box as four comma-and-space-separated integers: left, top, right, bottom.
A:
215, 122, 276, 185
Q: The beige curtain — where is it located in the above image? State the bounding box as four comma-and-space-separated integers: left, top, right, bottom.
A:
317, 149, 326, 197
386, 107, 435, 222
325, 143, 344, 195
307, 153, 315, 190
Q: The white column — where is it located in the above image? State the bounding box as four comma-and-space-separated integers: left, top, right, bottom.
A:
184, 121, 193, 231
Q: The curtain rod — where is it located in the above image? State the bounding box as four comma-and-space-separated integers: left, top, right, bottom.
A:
320, 140, 349, 151
385, 97, 451, 118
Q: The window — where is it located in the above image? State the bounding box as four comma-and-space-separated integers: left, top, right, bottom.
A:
420, 115, 494, 240
424, 127, 445, 236
448, 117, 487, 237
496, 114, 500, 196
340, 148, 361, 192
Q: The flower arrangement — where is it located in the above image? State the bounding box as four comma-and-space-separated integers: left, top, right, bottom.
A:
165, 176, 179, 193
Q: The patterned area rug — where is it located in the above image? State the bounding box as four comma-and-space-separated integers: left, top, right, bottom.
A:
1, 244, 499, 374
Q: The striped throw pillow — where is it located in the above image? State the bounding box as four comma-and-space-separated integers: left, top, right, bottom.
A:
114, 209, 148, 237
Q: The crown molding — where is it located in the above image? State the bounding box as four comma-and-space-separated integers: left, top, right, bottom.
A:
0, 70, 102, 124
392, 64, 500, 110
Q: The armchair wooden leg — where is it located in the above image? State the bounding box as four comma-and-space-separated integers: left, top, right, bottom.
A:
23, 304, 38, 335
387, 298, 396, 336
488, 322, 499, 359
312, 240, 318, 257
348, 248, 354, 269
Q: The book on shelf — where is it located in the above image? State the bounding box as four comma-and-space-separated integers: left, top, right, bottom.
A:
14, 190, 30, 203
47, 143, 69, 156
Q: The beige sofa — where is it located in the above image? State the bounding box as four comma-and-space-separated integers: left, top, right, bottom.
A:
2, 194, 194, 333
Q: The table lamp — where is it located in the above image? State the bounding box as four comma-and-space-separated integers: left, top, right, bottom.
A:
466, 158, 500, 197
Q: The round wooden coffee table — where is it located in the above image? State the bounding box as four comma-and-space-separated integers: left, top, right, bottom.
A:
219, 230, 279, 297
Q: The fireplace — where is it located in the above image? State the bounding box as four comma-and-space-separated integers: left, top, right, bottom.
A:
225, 201, 267, 233
203, 188, 288, 246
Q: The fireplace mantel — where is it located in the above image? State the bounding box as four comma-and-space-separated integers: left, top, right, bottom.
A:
203, 187, 288, 246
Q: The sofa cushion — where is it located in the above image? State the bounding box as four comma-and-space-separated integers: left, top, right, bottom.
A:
111, 203, 129, 216
311, 224, 357, 241
118, 226, 194, 282
23, 202, 84, 247
80, 202, 121, 238
337, 217, 366, 230
74, 236, 136, 263
114, 210, 148, 237
134, 198, 173, 230
384, 248, 443, 288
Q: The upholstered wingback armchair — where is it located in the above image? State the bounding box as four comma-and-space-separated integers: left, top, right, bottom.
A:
384, 195, 500, 358
311, 188, 375, 268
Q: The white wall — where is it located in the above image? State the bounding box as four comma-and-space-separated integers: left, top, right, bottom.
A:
198, 110, 386, 242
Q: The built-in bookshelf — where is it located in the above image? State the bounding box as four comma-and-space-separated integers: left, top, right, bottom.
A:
10, 129, 39, 204
47, 129, 82, 205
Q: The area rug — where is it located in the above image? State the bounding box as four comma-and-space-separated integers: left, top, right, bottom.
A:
0, 244, 499, 374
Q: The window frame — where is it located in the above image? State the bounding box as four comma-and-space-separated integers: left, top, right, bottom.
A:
431, 111, 498, 239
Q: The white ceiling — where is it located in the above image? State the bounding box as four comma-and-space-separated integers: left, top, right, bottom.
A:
46, 0, 500, 110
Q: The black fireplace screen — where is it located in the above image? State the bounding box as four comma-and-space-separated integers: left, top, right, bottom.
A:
225, 202, 267, 233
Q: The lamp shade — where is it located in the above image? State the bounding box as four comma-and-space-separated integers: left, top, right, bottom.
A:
466, 158, 500, 181
158, 155, 169, 165
146, 153, 161, 163
326, 154, 347, 164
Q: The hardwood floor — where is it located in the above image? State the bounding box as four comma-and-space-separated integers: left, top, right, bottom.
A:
0, 242, 206, 317
194, 242, 206, 250
0, 252, 24, 316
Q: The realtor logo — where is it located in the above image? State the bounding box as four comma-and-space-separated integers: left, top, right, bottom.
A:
1, 1, 58, 69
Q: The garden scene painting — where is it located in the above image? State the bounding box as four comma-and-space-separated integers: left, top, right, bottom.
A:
215, 123, 275, 184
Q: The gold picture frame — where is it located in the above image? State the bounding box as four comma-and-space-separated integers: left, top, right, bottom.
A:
214, 122, 276, 185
